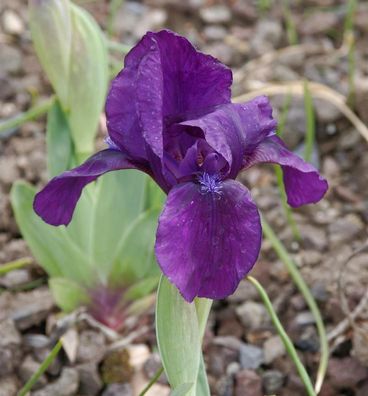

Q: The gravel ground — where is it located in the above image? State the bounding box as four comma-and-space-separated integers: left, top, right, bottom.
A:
1, 0, 368, 395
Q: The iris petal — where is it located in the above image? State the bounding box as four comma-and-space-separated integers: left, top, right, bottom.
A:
106, 30, 233, 162
34, 149, 150, 226
155, 179, 261, 302
178, 97, 277, 178
243, 136, 328, 207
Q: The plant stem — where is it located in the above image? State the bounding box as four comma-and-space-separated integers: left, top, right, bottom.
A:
247, 276, 316, 396
274, 165, 301, 240
107, 0, 125, 37
0, 96, 55, 136
106, 39, 132, 54
275, 92, 300, 240
18, 340, 63, 396
0, 257, 33, 276
139, 366, 164, 396
303, 80, 315, 162
282, 0, 298, 45
261, 217, 328, 394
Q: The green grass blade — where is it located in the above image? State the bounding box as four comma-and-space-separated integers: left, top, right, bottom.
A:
276, 92, 292, 137
0, 96, 55, 135
275, 92, 300, 239
303, 80, 316, 163
107, 0, 125, 37
18, 340, 63, 396
247, 276, 316, 396
0, 257, 33, 276
282, 1, 298, 45
343, 0, 357, 107
261, 217, 328, 393
138, 366, 164, 396
274, 165, 301, 240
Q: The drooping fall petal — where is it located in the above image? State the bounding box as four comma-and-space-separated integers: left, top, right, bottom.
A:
155, 178, 262, 301
243, 136, 328, 207
34, 149, 150, 226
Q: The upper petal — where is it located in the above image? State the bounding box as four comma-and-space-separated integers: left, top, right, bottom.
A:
106, 30, 233, 162
235, 96, 277, 154
155, 179, 262, 302
177, 96, 276, 178
105, 34, 153, 160
243, 136, 328, 207
34, 149, 150, 226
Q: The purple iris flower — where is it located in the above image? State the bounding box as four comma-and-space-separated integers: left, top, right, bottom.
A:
34, 30, 328, 302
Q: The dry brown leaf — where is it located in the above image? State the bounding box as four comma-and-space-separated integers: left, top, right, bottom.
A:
233, 80, 368, 143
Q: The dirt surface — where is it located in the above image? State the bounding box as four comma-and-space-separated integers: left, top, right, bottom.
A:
1, 0, 368, 395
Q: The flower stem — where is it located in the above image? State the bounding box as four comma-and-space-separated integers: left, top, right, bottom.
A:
261, 217, 328, 393
0, 96, 55, 136
247, 276, 316, 396
18, 340, 63, 396
303, 80, 316, 162
139, 366, 164, 396
274, 165, 301, 240
0, 257, 33, 276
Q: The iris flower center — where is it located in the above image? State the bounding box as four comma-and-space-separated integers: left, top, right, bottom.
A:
198, 172, 222, 195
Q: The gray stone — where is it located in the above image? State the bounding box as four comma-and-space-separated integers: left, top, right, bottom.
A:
294, 311, 316, 327
263, 336, 286, 364
300, 11, 339, 35
0, 287, 55, 330
76, 330, 106, 363
236, 301, 270, 330
295, 326, 320, 352
143, 353, 167, 385
239, 344, 264, 370
76, 363, 102, 396
227, 280, 258, 303
251, 19, 283, 56
0, 157, 20, 187
32, 368, 79, 396
0, 319, 22, 376
272, 65, 299, 81
0, 375, 19, 396
203, 25, 227, 41
102, 383, 133, 396
200, 5, 232, 24
34, 346, 62, 376
0, 44, 22, 74
1, 10, 24, 35
235, 369, 262, 396
299, 224, 328, 251
262, 370, 285, 394
314, 99, 341, 123
23, 334, 50, 349
18, 355, 48, 389
328, 215, 364, 246
0, 269, 32, 288
328, 357, 368, 389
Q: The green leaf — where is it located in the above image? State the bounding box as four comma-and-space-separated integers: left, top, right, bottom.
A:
171, 383, 194, 396
111, 207, 161, 283
46, 100, 73, 177
29, 0, 108, 157
143, 177, 165, 210
29, 0, 71, 106
10, 181, 94, 285
195, 298, 212, 341
49, 277, 90, 312
67, 4, 108, 155
195, 354, 210, 396
125, 276, 160, 301
156, 276, 201, 395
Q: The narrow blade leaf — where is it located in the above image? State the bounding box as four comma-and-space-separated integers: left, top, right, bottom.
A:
46, 100, 73, 177
156, 276, 201, 394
